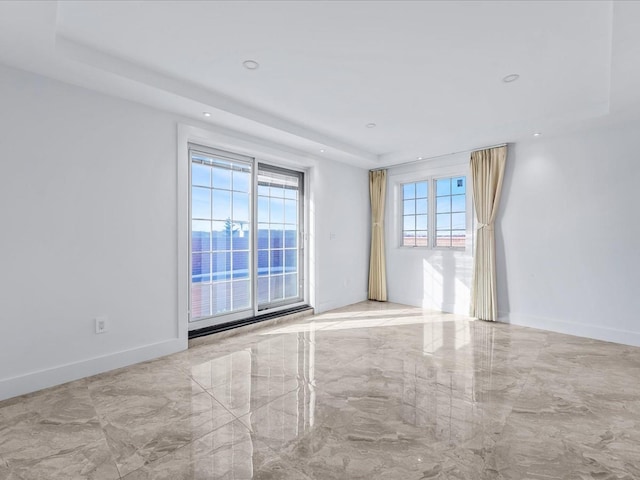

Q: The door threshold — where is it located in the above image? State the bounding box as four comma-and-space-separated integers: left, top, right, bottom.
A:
188, 304, 313, 341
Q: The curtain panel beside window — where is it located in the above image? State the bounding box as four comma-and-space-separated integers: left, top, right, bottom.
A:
470, 145, 507, 321
368, 169, 387, 301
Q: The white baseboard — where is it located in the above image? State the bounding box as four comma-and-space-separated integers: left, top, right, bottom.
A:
315, 292, 368, 314
0, 338, 187, 402
389, 295, 469, 316
499, 312, 640, 348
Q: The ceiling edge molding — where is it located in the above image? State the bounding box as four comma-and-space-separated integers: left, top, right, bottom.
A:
54, 34, 379, 166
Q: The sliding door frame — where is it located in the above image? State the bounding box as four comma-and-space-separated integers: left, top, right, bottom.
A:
186, 140, 308, 332
254, 163, 305, 313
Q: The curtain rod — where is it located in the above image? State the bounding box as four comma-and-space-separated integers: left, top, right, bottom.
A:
370, 142, 508, 171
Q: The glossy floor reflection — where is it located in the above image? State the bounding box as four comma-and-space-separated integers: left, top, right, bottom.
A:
2, 301, 640, 479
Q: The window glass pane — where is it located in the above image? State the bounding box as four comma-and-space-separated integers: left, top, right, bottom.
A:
212, 221, 229, 250
270, 185, 284, 198
402, 231, 415, 247
191, 284, 211, 318
192, 187, 211, 219
257, 250, 269, 276
451, 213, 466, 230
192, 163, 210, 187
212, 252, 231, 281
285, 274, 298, 298
403, 199, 415, 215
436, 196, 451, 213
270, 275, 284, 301
258, 185, 269, 196
403, 216, 415, 230
284, 199, 297, 224
284, 249, 297, 273
416, 231, 428, 246
192, 253, 211, 283
212, 282, 231, 315
233, 192, 249, 222
270, 197, 284, 223
416, 214, 428, 230
436, 178, 451, 196
212, 190, 231, 220
258, 196, 269, 222
212, 167, 231, 190
436, 213, 451, 229
415, 182, 428, 198
436, 231, 451, 247
403, 183, 415, 199
451, 176, 465, 195
452, 230, 466, 248
451, 194, 465, 212
232, 251, 249, 279
284, 226, 297, 248
258, 223, 269, 249
192, 220, 210, 252
270, 249, 283, 275
284, 188, 297, 200
232, 170, 250, 193
270, 225, 284, 248
416, 199, 427, 215
231, 229, 249, 251
232, 280, 250, 310
257, 277, 269, 304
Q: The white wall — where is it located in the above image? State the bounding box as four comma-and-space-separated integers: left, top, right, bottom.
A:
0, 64, 368, 400
497, 122, 640, 346
310, 160, 370, 313
385, 155, 474, 314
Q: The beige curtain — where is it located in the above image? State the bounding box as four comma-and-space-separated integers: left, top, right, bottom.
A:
368, 169, 387, 301
470, 146, 507, 321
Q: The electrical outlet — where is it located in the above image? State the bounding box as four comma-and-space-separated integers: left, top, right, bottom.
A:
95, 316, 108, 334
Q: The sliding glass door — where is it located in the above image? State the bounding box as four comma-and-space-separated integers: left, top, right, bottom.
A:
189, 144, 304, 328
257, 165, 304, 310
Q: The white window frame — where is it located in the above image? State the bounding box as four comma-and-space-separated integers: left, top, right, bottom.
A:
394, 166, 473, 251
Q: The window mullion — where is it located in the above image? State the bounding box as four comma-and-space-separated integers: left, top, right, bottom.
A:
429, 177, 435, 248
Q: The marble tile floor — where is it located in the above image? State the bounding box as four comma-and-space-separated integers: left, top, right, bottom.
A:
2, 301, 640, 479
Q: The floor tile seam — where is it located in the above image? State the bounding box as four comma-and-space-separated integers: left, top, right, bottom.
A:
118, 405, 255, 479
327, 350, 369, 374
75, 383, 124, 480
97, 417, 125, 479
190, 376, 248, 426
190, 374, 309, 433
223, 424, 318, 480
87, 378, 202, 480
491, 340, 549, 444
118, 418, 254, 480
251, 438, 315, 480
235, 383, 319, 433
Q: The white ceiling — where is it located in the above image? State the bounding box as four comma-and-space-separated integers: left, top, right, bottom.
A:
1, 1, 639, 168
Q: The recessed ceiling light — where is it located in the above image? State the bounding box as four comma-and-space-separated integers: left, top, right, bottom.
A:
417, 156, 424, 160
366, 123, 377, 128
502, 74, 520, 83
319, 149, 325, 153
243, 60, 259, 70
533, 132, 542, 137
202, 112, 211, 117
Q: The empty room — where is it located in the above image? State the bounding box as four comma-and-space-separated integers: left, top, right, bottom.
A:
1, 1, 640, 478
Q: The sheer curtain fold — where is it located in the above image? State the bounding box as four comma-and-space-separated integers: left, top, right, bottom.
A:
470, 146, 507, 321
368, 169, 387, 301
